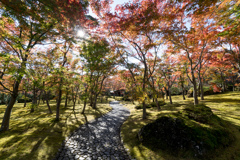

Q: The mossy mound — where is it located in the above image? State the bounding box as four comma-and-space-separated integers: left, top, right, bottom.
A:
135, 101, 166, 110
138, 105, 235, 158
182, 104, 214, 123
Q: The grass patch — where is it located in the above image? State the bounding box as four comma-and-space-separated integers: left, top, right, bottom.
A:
121, 92, 240, 160
0, 100, 112, 160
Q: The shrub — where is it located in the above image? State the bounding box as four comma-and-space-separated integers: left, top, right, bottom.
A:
135, 104, 152, 109
17, 94, 32, 103
135, 99, 165, 109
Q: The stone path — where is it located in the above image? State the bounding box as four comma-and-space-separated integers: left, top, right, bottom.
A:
54, 101, 132, 160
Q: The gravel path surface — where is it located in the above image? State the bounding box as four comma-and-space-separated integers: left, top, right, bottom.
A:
54, 101, 132, 160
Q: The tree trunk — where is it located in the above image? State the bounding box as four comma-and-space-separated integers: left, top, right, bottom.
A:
198, 73, 204, 100
45, 91, 52, 114
92, 95, 97, 109
200, 81, 204, 100
0, 93, 18, 131
89, 92, 93, 106
73, 101, 76, 111
24, 90, 27, 107
0, 58, 26, 131
82, 100, 87, 114
31, 85, 37, 113
155, 98, 161, 110
56, 87, 62, 121
198, 82, 201, 97
164, 87, 168, 100
65, 92, 68, 108
37, 90, 42, 106
142, 100, 147, 119
192, 71, 199, 105
168, 82, 173, 104
232, 75, 235, 91
181, 83, 186, 100
142, 61, 149, 120
220, 72, 226, 92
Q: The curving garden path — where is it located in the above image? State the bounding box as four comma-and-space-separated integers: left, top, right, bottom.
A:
54, 101, 132, 160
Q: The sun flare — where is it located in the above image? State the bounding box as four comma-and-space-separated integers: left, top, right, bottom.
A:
77, 30, 85, 38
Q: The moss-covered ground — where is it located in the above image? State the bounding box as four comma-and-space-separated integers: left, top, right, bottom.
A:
0, 99, 112, 160
120, 92, 240, 160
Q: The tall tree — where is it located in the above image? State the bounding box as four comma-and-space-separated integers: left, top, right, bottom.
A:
0, 0, 87, 131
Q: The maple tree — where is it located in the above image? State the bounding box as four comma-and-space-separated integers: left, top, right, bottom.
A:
162, 2, 218, 104
158, 53, 177, 104
0, 0, 239, 133
0, 0, 87, 131
105, 0, 167, 119
79, 38, 117, 110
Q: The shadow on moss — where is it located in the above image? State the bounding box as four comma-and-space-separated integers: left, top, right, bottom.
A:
138, 105, 235, 159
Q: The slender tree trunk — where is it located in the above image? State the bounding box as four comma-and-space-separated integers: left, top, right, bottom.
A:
24, 90, 27, 107
65, 91, 68, 108
220, 72, 225, 92
31, 85, 37, 113
42, 82, 45, 104
142, 67, 147, 120
89, 92, 93, 106
200, 82, 204, 100
181, 83, 186, 100
73, 101, 76, 111
142, 100, 147, 119
168, 82, 173, 104
198, 73, 204, 100
192, 71, 199, 105
37, 90, 42, 106
82, 100, 87, 114
222, 81, 226, 92
155, 98, 160, 110
56, 82, 62, 121
93, 95, 97, 109
198, 82, 201, 97
78, 94, 81, 104
232, 75, 235, 91
164, 87, 168, 100
45, 91, 52, 114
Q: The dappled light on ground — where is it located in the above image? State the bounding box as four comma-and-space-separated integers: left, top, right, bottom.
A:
0, 101, 111, 160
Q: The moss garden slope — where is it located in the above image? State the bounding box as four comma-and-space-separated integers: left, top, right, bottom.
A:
137, 104, 235, 159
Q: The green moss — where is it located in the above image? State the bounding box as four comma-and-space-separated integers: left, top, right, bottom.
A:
138, 104, 235, 158
121, 92, 240, 160
0, 100, 112, 160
